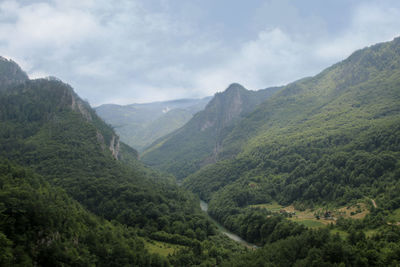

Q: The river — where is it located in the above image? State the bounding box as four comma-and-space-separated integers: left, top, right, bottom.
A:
200, 200, 258, 249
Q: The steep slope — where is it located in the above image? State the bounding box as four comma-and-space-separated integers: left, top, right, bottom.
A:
0, 65, 243, 265
136, 108, 193, 145
182, 37, 400, 244
142, 83, 281, 179
0, 56, 28, 90
0, 160, 162, 266
96, 97, 211, 151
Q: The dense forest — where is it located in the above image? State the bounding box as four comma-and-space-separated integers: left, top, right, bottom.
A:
184, 37, 400, 209
0, 159, 164, 266
0, 60, 245, 266
154, 38, 400, 264
95, 97, 211, 152
1, 37, 400, 266
142, 83, 281, 179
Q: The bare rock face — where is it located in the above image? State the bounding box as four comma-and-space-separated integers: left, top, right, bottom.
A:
0, 56, 29, 89
68, 86, 121, 160
65, 82, 121, 160
70, 92, 93, 121
0, 56, 124, 162
109, 135, 120, 160
69, 89, 120, 159
199, 83, 245, 132
142, 82, 280, 179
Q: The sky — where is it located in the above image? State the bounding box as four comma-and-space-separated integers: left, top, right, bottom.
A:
1, 0, 400, 105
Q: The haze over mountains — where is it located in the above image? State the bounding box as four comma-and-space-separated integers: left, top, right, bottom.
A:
142, 83, 281, 179
0, 57, 243, 265
144, 37, 400, 264
1, 37, 400, 266
0, 57, 29, 88
183, 36, 400, 206
96, 97, 211, 151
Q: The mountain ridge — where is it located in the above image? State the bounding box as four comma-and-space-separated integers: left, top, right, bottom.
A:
142, 83, 281, 179
181, 37, 400, 218
96, 96, 212, 151
0, 56, 29, 90
2, 36, 400, 266
0, 61, 247, 265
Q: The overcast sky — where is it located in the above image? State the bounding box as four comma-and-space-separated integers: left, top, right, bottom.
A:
1, 0, 400, 105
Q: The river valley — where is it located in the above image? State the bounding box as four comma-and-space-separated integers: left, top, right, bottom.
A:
199, 200, 257, 249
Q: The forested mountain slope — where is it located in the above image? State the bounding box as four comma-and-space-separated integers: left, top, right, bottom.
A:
96, 97, 211, 151
142, 83, 281, 179
0, 62, 243, 265
0, 160, 162, 266
181, 37, 400, 244
2, 36, 400, 266
0, 56, 28, 90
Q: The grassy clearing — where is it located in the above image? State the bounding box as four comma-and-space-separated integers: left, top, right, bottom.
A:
250, 202, 283, 212
364, 229, 378, 238
330, 229, 349, 239
252, 203, 330, 228
387, 208, 400, 224
144, 240, 186, 257
335, 203, 369, 219
289, 219, 325, 228
250, 201, 370, 228
331, 229, 377, 239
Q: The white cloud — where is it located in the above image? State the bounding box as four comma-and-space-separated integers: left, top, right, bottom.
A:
0, 1, 399, 105
315, 3, 400, 61
191, 2, 400, 93
0, 0, 101, 73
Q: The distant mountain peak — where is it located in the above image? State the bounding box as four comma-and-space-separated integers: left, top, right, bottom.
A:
0, 55, 29, 89
142, 84, 280, 179
0, 61, 122, 160
95, 97, 212, 151
227, 82, 245, 89
222, 83, 246, 93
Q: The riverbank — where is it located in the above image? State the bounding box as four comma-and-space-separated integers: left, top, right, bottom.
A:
200, 200, 258, 249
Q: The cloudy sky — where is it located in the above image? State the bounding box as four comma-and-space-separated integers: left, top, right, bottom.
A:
1, 0, 400, 105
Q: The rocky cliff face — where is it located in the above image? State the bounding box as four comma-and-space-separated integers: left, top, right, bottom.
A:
0, 56, 29, 89
95, 96, 212, 151
109, 134, 120, 160
199, 83, 245, 132
142, 83, 281, 179
0, 63, 122, 162
71, 92, 93, 121
68, 87, 120, 159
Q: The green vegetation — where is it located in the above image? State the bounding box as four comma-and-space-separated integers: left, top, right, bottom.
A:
183, 37, 400, 228
0, 56, 28, 90
222, 218, 400, 266
330, 229, 349, 239
144, 240, 186, 258
250, 202, 283, 212
2, 36, 400, 265
0, 74, 244, 265
290, 219, 325, 228
142, 83, 281, 179
177, 38, 400, 264
95, 97, 211, 151
0, 159, 164, 266
388, 208, 400, 224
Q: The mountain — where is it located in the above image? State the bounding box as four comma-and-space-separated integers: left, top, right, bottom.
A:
0, 62, 243, 265
0, 56, 29, 90
0, 160, 159, 266
180, 37, 400, 245
3, 36, 400, 266
95, 97, 211, 151
142, 83, 281, 179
